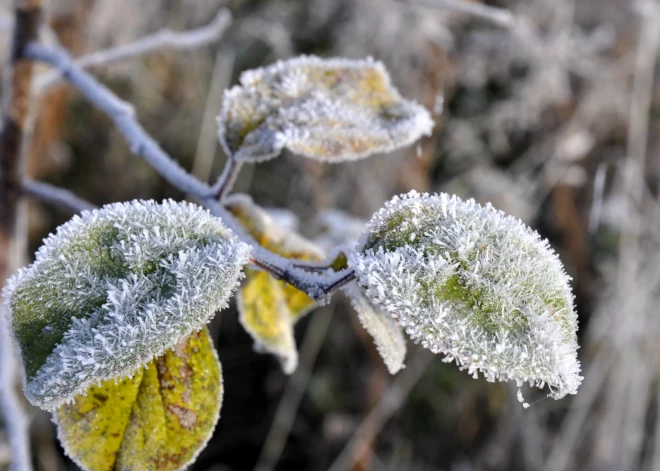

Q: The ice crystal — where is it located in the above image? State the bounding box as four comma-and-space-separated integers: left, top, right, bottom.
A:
3, 200, 251, 411
218, 55, 434, 163
344, 283, 406, 374
349, 191, 582, 399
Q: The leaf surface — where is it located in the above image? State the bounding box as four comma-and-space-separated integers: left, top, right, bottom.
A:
54, 328, 222, 471
227, 195, 324, 372
345, 284, 406, 374
218, 56, 434, 163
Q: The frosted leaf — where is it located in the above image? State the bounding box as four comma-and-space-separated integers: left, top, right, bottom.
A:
348, 191, 582, 400
3, 200, 251, 411
218, 55, 434, 163
344, 283, 406, 374
226, 195, 324, 373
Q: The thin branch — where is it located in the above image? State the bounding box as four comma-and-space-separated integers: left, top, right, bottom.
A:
34, 8, 232, 92
24, 43, 214, 198
404, 0, 516, 29
0, 2, 42, 470
22, 178, 97, 213
24, 42, 353, 302
212, 155, 243, 200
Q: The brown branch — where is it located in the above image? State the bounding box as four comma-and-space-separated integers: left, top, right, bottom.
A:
0, 3, 42, 470
0, 0, 41, 278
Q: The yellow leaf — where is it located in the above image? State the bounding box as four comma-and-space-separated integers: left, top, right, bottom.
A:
237, 268, 298, 373
218, 56, 433, 163
54, 328, 222, 471
227, 194, 321, 322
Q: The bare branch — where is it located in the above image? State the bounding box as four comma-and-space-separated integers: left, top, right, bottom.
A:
35, 9, 232, 92
0, 2, 43, 470
212, 156, 243, 200
404, 0, 516, 29
24, 43, 214, 198
22, 178, 97, 213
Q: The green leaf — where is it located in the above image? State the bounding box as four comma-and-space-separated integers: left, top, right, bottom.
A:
54, 328, 222, 471
2, 200, 250, 410
218, 56, 434, 163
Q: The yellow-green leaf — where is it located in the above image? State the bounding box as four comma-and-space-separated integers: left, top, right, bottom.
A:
218, 56, 434, 163
227, 194, 322, 321
237, 269, 298, 373
54, 328, 222, 471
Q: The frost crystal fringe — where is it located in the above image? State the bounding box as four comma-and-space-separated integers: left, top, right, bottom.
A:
3, 200, 251, 410
218, 56, 434, 163
349, 191, 582, 399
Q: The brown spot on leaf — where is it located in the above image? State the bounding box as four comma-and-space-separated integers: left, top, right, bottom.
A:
167, 405, 197, 430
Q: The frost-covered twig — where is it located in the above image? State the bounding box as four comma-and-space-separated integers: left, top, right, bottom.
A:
405, 0, 516, 29
0, 2, 42, 470
23, 42, 355, 302
212, 155, 243, 200
24, 43, 214, 198
34, 9, 232, 92
21, 178, 97, 213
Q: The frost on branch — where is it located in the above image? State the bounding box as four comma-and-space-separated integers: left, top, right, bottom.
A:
348, 191, 582, 400
218, 55, 434, 163
344, 283, 406, 374
226, 195, 324, 373
3, 200, 251, 411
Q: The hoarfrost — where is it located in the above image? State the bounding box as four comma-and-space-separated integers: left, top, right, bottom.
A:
344, 283, 406, 374
3, 200, 251, 411
348, 191, 582, 400
218, 55, 434, 163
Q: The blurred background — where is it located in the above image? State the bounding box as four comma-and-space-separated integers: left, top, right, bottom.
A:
0, 0, 654, 469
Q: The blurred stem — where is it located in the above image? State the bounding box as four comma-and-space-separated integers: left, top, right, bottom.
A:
0, 2, 43, 471
212, 155, 243, 200
254, 306, 334, 471
21, 178, 97, 213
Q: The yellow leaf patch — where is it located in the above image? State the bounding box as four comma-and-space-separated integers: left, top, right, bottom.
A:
238, 269, 298, 374
227, 195, 325, 372
218, 56, 434, 163
54, 328, 222, 471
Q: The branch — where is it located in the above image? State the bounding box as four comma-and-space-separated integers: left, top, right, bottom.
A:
22, 178, 97, 213
404, 0, 516, 29
0, 2, 42, 470
24, 43, 214, 198
23, 42, 353, 302
34, 8, 232, 92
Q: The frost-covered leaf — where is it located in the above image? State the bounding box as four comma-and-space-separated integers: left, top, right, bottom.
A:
55, 328, 221, 471
344, 283, 406, 374
218, 56, 434, 163
227, 194, 322, 320
3, 200, 251, 410
349, 191, 582, 400
227, 195, 323, 373
238, 269, 298, 374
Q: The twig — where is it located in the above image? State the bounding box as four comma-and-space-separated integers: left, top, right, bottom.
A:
254, 306, 334, 471
404, 0, 516, 29
327, 350, 433, 471
24, 43, 213, 198
212, 155, 243, 200
0, 2, 43, 470
34, 9, 232, 93
23, 42, 354, 302
21, 178, 97, 213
